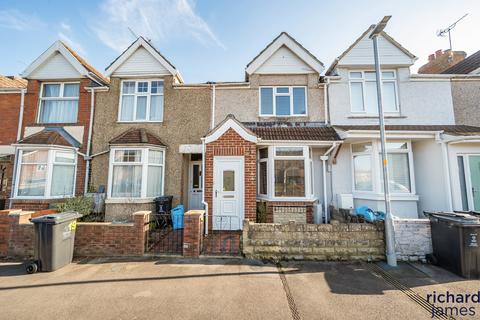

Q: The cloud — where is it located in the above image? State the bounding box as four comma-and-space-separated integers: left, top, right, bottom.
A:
0, 9, 45, 31
60, 22, 71, 32
93, 0, 225, 52
58, 31, 87, 56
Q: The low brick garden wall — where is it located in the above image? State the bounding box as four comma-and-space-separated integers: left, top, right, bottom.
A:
394, 218, 432, 262
242, 220, 385, 261
0, 209, 150, 258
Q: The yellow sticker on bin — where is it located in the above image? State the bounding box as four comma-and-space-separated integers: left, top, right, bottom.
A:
69, 221, 77, 231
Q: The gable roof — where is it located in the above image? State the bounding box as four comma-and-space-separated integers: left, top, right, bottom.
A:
204, 114, 258, 144
326, 25, 417, 75
22, 41, 109, 86
441, 50, 480, 74
18, 127, 81, 148
0, 75, 27, 90
105, 37, 183, 83
245, 32, 324, 77
109, 128, 167, 146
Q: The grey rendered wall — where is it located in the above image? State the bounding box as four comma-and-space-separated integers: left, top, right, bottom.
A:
214, 74, 325, 125
451, 80, 480, 126
328, 67, 455, 125
91, 76, 211, 217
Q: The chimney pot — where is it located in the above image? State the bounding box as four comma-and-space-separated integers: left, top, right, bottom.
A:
435, 49, 443, 58
428, 54, 435, 61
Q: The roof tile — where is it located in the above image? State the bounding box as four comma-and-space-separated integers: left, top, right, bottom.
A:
109, 128, 167, 146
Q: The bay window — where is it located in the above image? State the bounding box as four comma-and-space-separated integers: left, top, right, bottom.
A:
39, 83, 79, 123
15, 149, 76, 198
260, 86, 307, 116
349, 71, 398, 114
351, 141, 414, 195
109, 148, 165, 199
257, 146, 313, 199
119, 80, 164, 122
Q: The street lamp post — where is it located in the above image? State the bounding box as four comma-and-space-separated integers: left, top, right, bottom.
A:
369, 16, 397, 267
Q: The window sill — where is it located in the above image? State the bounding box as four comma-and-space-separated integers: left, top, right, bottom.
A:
32, 123, 81, 126
256, 195, 318, 202
117, 121, 164, 124
12, 196, 74, 201
258, 115, 308, 118
347, 114, 406, 119
353, 192, 419, 201
105, 198, 155, 204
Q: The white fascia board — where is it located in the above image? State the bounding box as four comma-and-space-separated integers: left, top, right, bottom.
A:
105, 38, 178, 78
246, 33, 324, 75
204, 119, 257, 144
22, 41, 88, 78
341, 130, 438, 140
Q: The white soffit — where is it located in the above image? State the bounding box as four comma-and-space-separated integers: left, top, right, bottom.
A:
205, 118, 257, 144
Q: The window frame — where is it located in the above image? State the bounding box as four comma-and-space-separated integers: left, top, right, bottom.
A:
107, 147, 166, 199
257, 148, 268, 196
348, 70, 399, 114
118, 79, 165, 123
37, 82, 80, 124
350, 140, 416, 196
258, 86, 308, 117
14, 147, 77, 199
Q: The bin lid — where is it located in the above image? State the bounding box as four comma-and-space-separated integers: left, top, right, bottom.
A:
429, 212, 480, 225
31, 211, 83, 224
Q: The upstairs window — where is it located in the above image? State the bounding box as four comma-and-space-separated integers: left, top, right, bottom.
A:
260, 86, 307, 116
119, 80, 164, 122
349, 71, 398, 114
39, 83, 79, 123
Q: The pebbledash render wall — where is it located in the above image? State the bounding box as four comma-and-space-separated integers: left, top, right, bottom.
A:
204, 128, 257, 224
450, 80, 480, 127
242, 220, 385, 261
9, 79, 92, 211
213, 74, 325, 126
90, 76, 211, 221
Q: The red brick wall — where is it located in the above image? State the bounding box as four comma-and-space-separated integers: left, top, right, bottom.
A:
0, 92, 22, 145
265, 201, 315, 224
183, 211, 204, 257
9, 78, 93, 208
0, 210, 150, 258
205, 128, 257, 226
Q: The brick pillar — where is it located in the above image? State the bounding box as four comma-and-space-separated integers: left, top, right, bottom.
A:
183, 210, 205, 257
133, 211, 150, 256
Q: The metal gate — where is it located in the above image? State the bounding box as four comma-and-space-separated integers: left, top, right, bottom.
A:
145, 213, 183, 255
202, 215, 241, 256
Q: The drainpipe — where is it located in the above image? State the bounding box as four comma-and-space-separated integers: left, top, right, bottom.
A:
210, 83, 216, 129
84, 87, 96, 194
321, 143, 338, 223
16, 88, 26, 141
8, 147, 18, 209
438, 133, 454, 211
201, 138, 209, 235
324, 78, 330, 124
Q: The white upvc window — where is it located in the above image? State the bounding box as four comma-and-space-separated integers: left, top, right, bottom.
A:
349, 71, 398, 114
118, 80, 164, 122
38, 82, 80, 123
15, 148, 77, 199
108, 147, 165, 199
259, 86, 307, 116
257, 146, 313, 200
351, 141, 415, 195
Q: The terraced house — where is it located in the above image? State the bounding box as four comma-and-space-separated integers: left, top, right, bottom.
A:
7, 41, 109, 211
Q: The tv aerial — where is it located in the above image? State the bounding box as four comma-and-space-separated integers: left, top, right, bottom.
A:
436, 14, 468, 51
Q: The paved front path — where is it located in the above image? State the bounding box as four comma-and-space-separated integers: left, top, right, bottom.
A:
0, 258, 476, 319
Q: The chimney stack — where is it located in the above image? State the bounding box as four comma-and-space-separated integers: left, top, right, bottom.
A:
418, 49, 467, 74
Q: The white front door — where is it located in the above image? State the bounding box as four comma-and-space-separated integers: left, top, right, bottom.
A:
188, 160, 203, 210
213, 156, 244, 230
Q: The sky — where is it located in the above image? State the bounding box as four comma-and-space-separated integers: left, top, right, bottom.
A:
0, 0, 479, 83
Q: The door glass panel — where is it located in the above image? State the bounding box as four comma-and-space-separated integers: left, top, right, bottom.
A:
192, 164, 200, 189
468, 156, 480, 210
223, 170, 235, 191
458, 156, 468, 211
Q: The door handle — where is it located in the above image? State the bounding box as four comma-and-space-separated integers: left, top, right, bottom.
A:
215, 190, 218, 198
